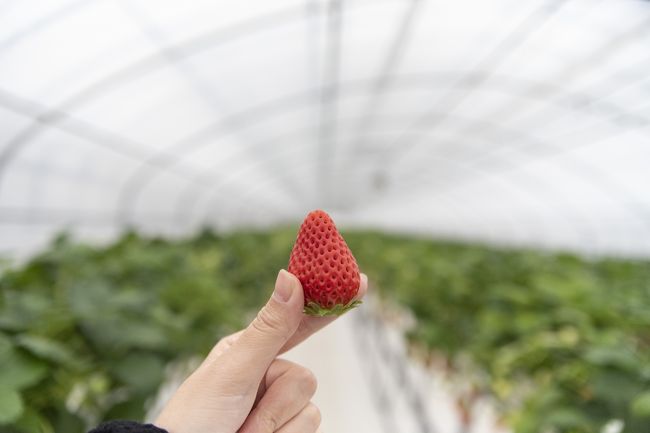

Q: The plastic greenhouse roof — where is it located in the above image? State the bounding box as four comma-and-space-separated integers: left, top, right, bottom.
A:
0, 0, 649, 258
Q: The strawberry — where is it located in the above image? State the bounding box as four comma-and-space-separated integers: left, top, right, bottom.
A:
288, 210, 362, 316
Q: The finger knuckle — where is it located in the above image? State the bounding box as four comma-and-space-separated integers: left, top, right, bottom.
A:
212, 332, 237, 353
304, 403, 322, 427
256, 407, 279, 432
295, 366, 318, 397
252, 308, 291, 338
213, 339, 226, 350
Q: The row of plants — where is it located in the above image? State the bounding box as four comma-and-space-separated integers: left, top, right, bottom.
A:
0, 228, 649, 432
344, 232, 650, 432
0, 230, 278, 432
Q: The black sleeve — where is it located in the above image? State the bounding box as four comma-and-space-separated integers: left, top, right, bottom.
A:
87, 420, 168, 433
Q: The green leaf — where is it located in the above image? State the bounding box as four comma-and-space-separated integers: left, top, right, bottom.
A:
111, 353, 164, 392
0, 386, 24, 424
592, 370, 645, 402
584, 346, 640, 371
13, 407, 54, 433
104, 396, 147, 422
631, 391, 650, 417
66, 283, 111, 319
0, 292, 51, 331
15, 335, 75, 366
303, 300, 362, 317
543, 408, 590, 428
0, 333, 12, 357
52, 409, 84, 433
81, 318, 168, 350
0, 348, 47, 390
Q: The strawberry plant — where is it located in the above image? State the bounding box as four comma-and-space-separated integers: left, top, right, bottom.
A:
344, 232, 650, 433
0, 228, 648, 433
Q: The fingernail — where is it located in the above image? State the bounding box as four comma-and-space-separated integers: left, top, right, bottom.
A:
273, 269, 294, 302
361, 273, 368, 286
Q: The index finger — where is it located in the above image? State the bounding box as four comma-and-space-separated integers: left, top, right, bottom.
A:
279, 272, 368, 354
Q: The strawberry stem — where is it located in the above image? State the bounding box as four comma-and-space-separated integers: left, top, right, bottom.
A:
303, 300, 363, 317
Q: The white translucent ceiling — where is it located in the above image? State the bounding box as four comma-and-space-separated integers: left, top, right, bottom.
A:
0, 0, 649, 258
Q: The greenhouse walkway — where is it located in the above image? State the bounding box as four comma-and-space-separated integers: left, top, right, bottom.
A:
284, 296, 509, 433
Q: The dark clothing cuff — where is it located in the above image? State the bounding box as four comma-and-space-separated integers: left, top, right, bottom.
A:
88, 420, 168, 433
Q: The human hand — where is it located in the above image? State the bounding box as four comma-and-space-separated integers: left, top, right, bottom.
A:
155, 269, 368, 433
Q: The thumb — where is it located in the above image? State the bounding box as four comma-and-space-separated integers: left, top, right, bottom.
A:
217, 269, 304, 387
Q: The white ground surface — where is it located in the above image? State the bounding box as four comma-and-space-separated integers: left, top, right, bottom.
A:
283, 298, 509, 433
283, 312, 386, 433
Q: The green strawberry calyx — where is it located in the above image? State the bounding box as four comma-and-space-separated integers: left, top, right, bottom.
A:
303, 299, 363, 317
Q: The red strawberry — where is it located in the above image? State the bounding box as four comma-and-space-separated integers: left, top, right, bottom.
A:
288, 210, 362, 316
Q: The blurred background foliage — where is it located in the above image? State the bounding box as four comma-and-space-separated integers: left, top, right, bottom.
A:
0, 229, 649, 433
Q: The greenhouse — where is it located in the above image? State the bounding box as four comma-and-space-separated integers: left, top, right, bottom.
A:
0, 0, 649, 432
